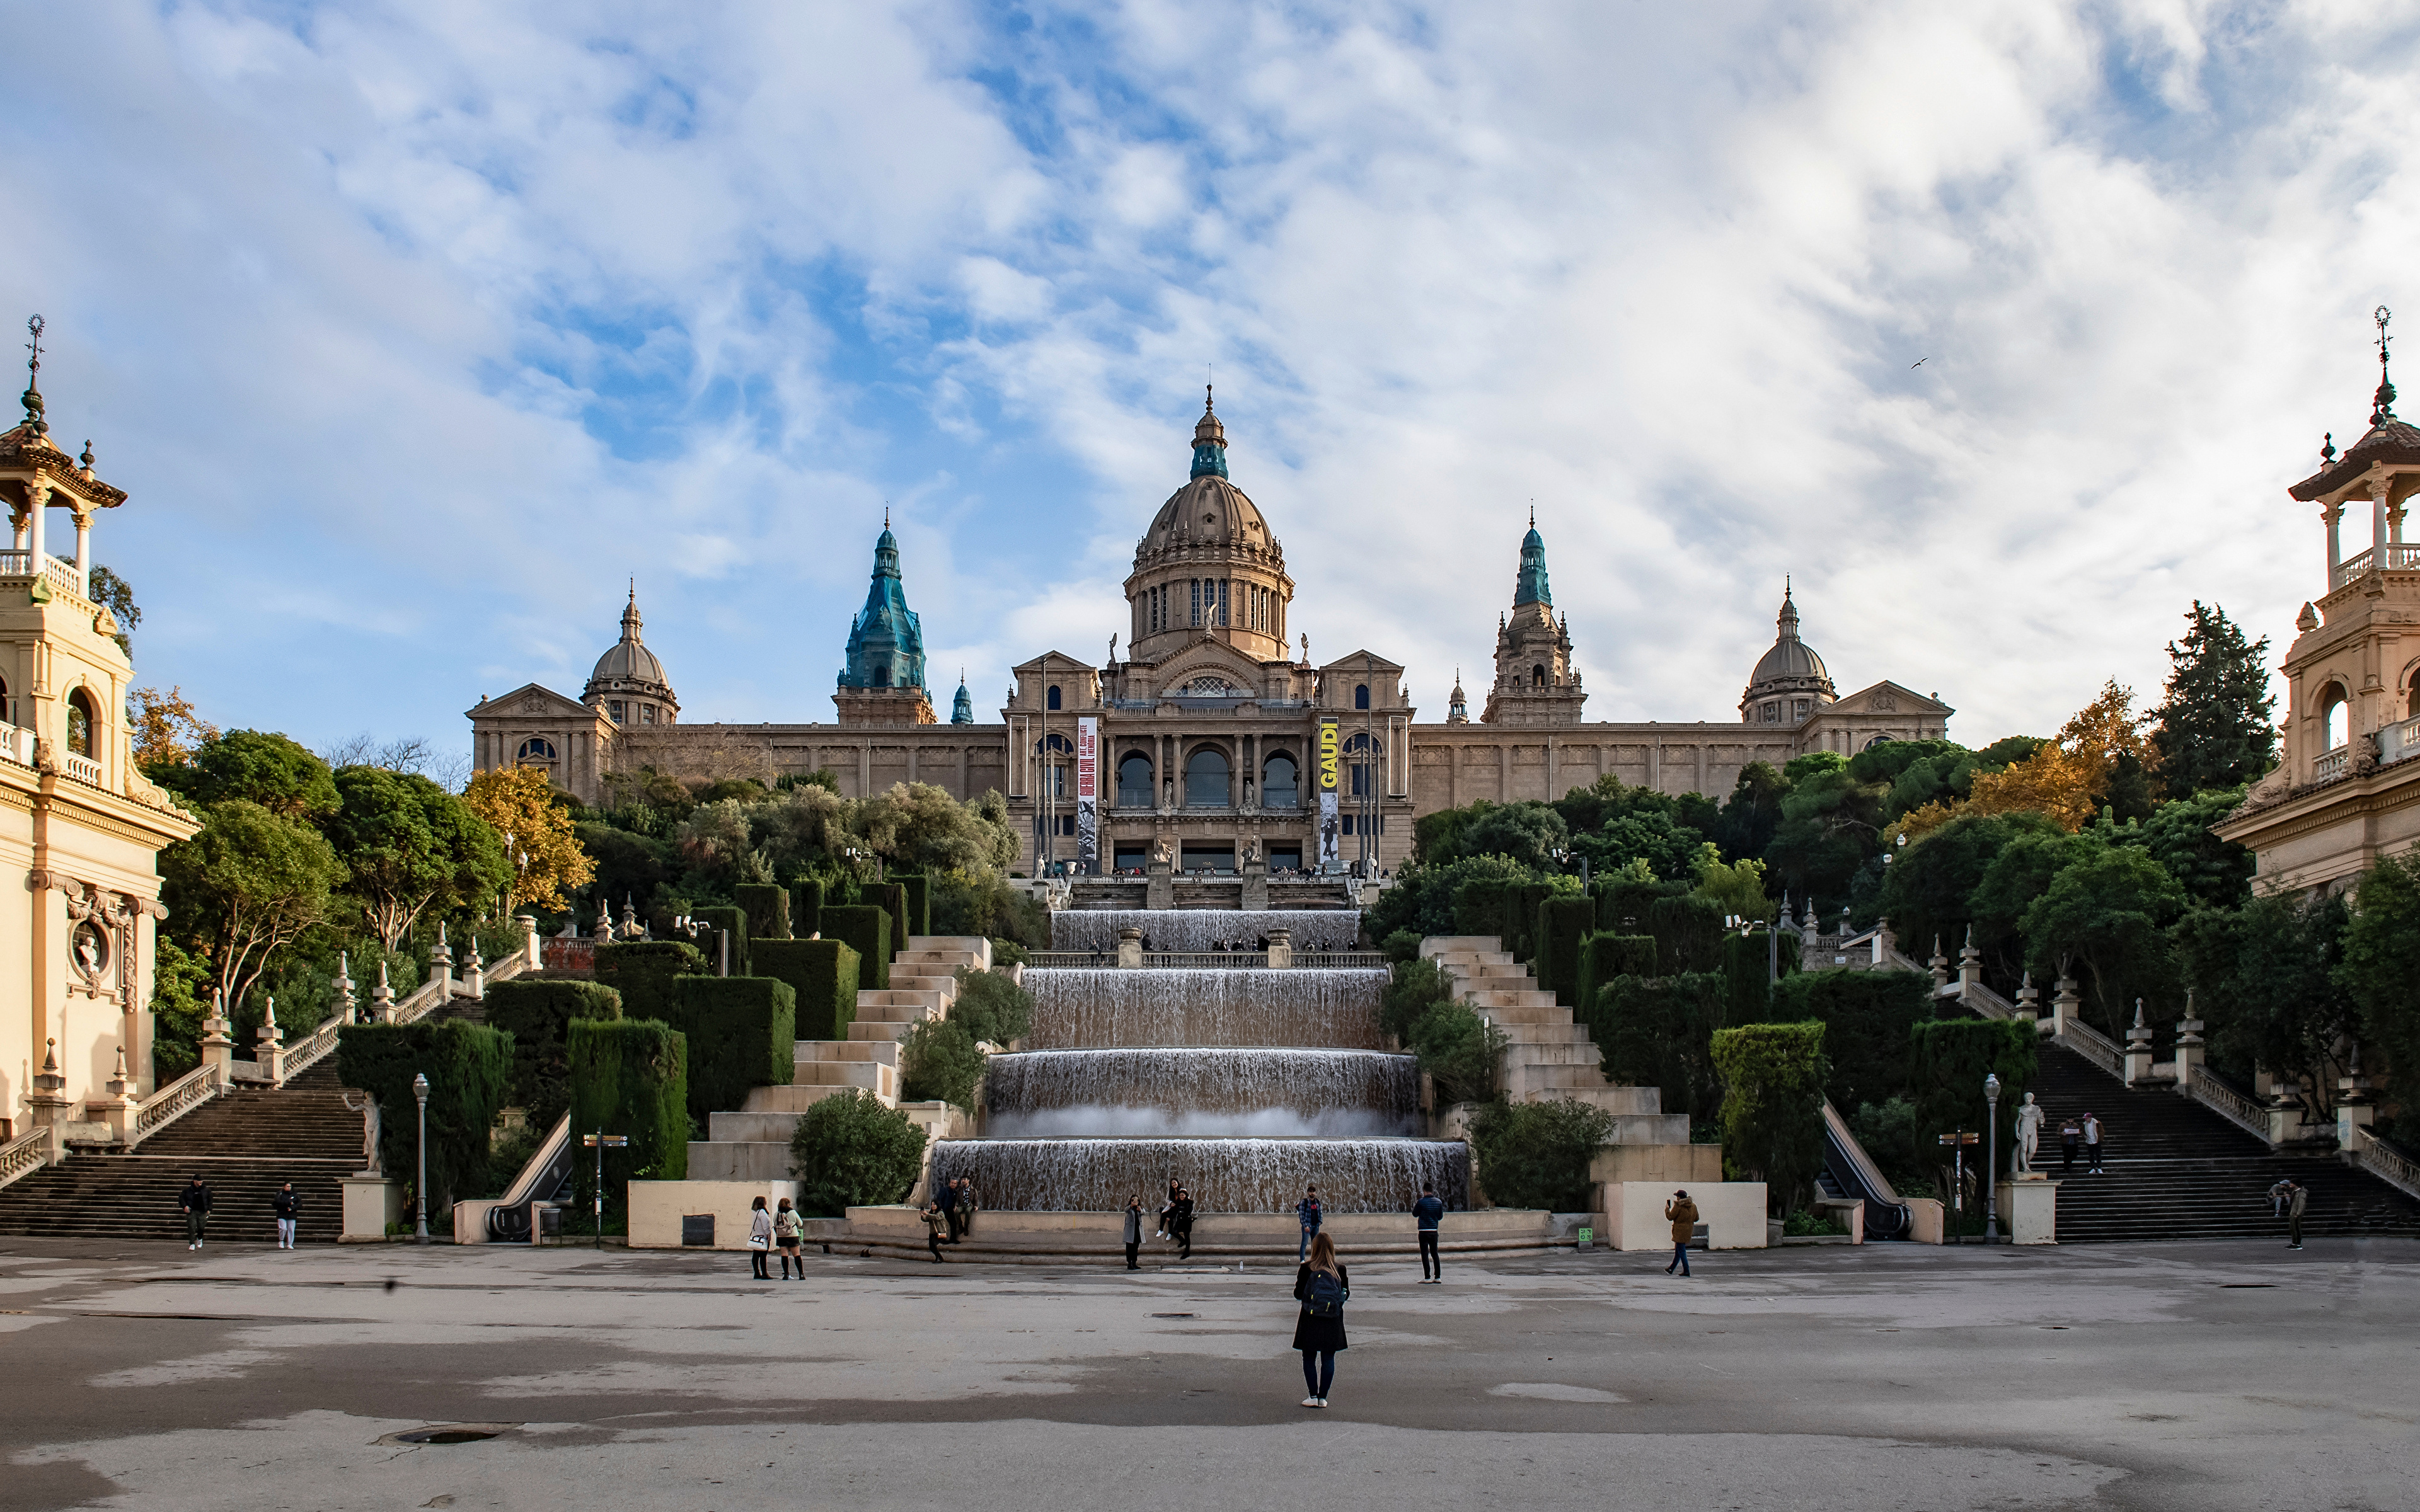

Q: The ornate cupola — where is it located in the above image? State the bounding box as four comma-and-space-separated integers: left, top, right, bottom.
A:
835, 513, 936, 724
582, 584, 679, 728
1447, 668, 1470, 723
1122, 388, 1295, 666
1482, 510, 1585, 724
950, 673, 974, 724
1739, 578, 1836, 725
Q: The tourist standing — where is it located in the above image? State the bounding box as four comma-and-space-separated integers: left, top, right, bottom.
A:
1122, 1194, 1144, 1270
939, 1177, 963, 1242
1296, 1185, 1323, 1261
1664, 1189, 1699, 1277
2082, 1113, 2104, 1174
921, 1200, 948, 1263
774, 1197, 804, 1278
1158, 1176, 1182, 1240
272, 1183, 299, 1249
2060, 1117, 2080, 1174
1292, 1232, 1350, 1408
960, 1178, 981, 1239
747, 1195, 773, 1280
1413, 1183, 1444, 1283
2267, 1177, 2308, 1250
180, 1175, 212, 1251
1170, 1186, 1196, 1259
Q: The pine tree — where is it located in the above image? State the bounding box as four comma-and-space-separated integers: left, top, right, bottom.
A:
2150, 602, 2276, 796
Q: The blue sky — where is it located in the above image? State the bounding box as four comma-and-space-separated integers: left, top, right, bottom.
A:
6, 1, 2420, 776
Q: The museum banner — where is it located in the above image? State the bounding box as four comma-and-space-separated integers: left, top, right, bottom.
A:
1317, 718, 1340, 870
1075, 715, 1098, 874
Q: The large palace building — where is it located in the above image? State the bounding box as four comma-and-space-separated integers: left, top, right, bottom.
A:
470, 395, 1954, 874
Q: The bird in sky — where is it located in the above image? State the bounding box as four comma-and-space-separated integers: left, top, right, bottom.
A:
1911, 357, 1927, 368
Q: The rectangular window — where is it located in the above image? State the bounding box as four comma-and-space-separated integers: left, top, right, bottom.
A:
1190, 580, 1201, 626
1218, 580, 1230, 626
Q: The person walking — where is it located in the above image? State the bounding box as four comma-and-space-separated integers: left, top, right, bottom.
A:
1122, 1194, 1144, 1271
747, 1195, 774, 1280
2060, 1117, 2080, 1174
921, 1200, 948, 1263
1295, 1184, 1323, 1261
1413, 1183, 1445, 1283
180, 1175, 212, 1251
1664, 1188, 1700, 1277
272, 1183, 299, 1249
2082, 1113, 2104, 1174
939, 1177, 963, 1243
774, 1197, 804, 1278
1169, 1186, 1196, 1260
2267, 1177, 2308, 1250
1292, 1232, 1350, 1408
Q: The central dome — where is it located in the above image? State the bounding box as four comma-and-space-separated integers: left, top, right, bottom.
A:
1141, 474, 1273, 554
1123, 389, 1294, 665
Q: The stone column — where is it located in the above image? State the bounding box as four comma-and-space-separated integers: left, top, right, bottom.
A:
2375, 480, 2392, 566
1957, 925, 1983, 1000
25, 477, 47, 572
2173, 999, 2205, 1088
429, 924, 454, 997
1928, 937, 1949, 990
95, 1045, 137, 1144
199, 990, 236, 1086
335, 952, 357, 1025
2337, 1055, 2375, 1149
72, 510, 89, 595
2014, 973, 2041, 1036
26, 1040, 72, 1163
2123, 999, 2155, 1085
1117, 926, 1143, 970
518, 914, 542, 970
463, 942, 485, 1000
2324, 501, 2343, 581
371, 960, 398, 1024
2052, 975, 2080, 1039
255, 995, 287, 1087
1266, 927, 1293, 970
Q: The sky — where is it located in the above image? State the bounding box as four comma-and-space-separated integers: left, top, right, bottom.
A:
6, 1, 2419, 776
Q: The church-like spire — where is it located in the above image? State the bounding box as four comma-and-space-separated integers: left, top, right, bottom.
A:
621, 578, 643, 641
1448, 667, 1469, 724
19, 314, 47, 437
1190, 384, 1230, 480
2373, 304, 2398, 427
1513, 515, 1552, 607
840, 517, 928, 693
1776, 576, 1799, 640
950, 670, 973, 724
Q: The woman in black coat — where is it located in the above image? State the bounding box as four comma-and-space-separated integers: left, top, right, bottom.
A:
1169, 1187, 1196, 1259
1291, 1231, 1348, 1407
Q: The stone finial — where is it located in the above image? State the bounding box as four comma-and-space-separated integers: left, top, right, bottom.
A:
335, 951, 357, 1022
372, 959, 396, 1022
2296, 602, 2320, 633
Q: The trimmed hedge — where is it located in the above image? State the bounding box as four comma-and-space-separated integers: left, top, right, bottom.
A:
733, 883, 792, 942
1720, 929, 1798, 1026
790, 1087, 925, 1217
869, 882, 909, 960
1646, 893, 1728, 975
892, 873, 930, 939
1910, 1017, 2037, 1179
665, 975, 796, 1124
1592, 971, 1727, 1119
1596, 873, 1680, 935
1574, 934, 1657, 1029
822, 905, 891, 990
337, 1019, 514, 1210
1535, 896, 1596, 1006
753, 938, 860, 1040
691, 905, 751, 977
1469, 1097, 1613, 1211
594, 940, 706, 1024
567, 1017, 689, 1217
1710, 1021, 1831, 1212
485, 979, 623, 1130
1769, 968, 1932, 1111
794, 878, 824, 939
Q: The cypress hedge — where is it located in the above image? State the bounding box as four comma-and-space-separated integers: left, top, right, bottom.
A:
1709, 1021, 1831, 1213
822, 905, 891, 990
1769, 968, 1933, 1111
733, 883, 792, 943
594, 940, 706, 1024
567, 1017, 689, 1217
1909, 1018, 2037, 1179
1646, 893, 1727, 975
664, 975, 796, 1125
485, 979, 623, 1130
892, 873, 930, 939
752, 938, 861, 1040
795, 878, 825, 939
1574, 934, 1657, 1029
690, 905, 751, 976
1719, 929, 1799, 1025
337, 1019, 514, 1210
1451, 878, 1511, 945
869, 882, 909, 960
1596, 871, 1680, 934
1592, 971, 1728, 1120
1535, 896, 1596, 1006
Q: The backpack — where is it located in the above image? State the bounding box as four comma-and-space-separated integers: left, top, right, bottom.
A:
1305, 1269, 1347, 1319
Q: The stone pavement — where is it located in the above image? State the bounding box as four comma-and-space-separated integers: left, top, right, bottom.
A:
2, 1235, 2414, 1511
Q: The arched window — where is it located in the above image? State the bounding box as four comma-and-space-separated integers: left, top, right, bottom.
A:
1046, 684, 1063, 711
1117, 753, 1154, 808
609, 701, 627, 723
1532, 664, 1547, 689
516, 737, 558, 763
2406, 670, 2419, 719
66, 689, 95, 758
2321, 684, 2349, 749
1354, 683, 1370, 710
1863, 735, 1893, 752
1262, 752, 1299, 808
1185, 747, 1230, 807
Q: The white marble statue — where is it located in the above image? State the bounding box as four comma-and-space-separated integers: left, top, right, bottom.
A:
2013, 1091, 2043, 1173
342, 1090, 382, 1174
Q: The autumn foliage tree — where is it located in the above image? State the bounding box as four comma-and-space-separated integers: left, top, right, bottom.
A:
127, 687, 219, 767
1966, 681, 2160, 831
464, 764, 597, 911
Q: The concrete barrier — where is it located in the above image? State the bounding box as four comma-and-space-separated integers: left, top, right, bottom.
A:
630, 1179, 805, 1251
1599, 1181, 1768, 1250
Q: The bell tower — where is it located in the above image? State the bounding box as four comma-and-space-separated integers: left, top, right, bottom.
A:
1481, 511, 1585, 724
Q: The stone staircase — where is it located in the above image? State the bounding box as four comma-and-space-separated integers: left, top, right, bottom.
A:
1419, 937, 1685, 1142
2031, 1043, 2420, 1243
0, 1060, 359, 1244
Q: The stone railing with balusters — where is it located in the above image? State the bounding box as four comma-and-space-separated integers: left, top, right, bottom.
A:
2057, 1018, 2126, 1080
130, 1062, 221, 1145
59, 750, 104, 788
2347, 1125, 2420, 1203
0, 1123, 53, 1190
2313, 746, 2351, 782
2184, 1072, 2271, 1143
0, 549, 89, 600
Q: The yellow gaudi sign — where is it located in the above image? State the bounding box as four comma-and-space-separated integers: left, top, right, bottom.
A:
1317, 720, 1339, 791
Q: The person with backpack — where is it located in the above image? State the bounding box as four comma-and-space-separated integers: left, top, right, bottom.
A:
1122, 1194, 1144, 1270
180, 1176, 212, 1251
774, 1197, 805, 1278
747, 1195, 774, 1280
1295, 1185, 1323, 1261
1168, 1186, 1196, 1259
272, 1183, 299, 1249
1412, 1183, 1445, 1283
2267, 1177, 2308, 1250
1292, 1231, 1350, 1408
1664, 1189, 1699, 1277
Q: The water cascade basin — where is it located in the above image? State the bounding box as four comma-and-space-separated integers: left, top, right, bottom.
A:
983, 1048, 1420, 1137
1048, 909, 1364, 954
930, 1137, 1469, 1214
1022, 968, 1392, 1050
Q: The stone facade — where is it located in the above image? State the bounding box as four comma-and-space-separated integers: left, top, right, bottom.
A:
471, 397, 1952, 874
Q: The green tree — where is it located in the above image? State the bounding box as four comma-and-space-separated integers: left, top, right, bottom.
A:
2176, 893, 2356, 1119
1577, 810, 1708, 881
858, 781, 1022, 873
1876, 811, 2063, 982
1408, 1002, 1506, 1105
1908, 1019, 2036, 1201
898, 1017, 986, 1109
1763, 755, 1886, 907
2336, 854, 2420, 1143
2019, 845, 2186, 1036
2150, 602, 2278, 796
147, 936, 212, 1080
1460, 801, 1569, 871
159, 799, 343, 1012
2128, 786, 2256, 908
146, 729, 339, 818
1714, 761, 1789, 863
325, 765, 512, 949
88, 563, 140, 658
791, 1088, 928, 1215
1368, 851, 1541, 941
1970, 827, 2100, 955
950, 968, 1034, 1046
1468, 1097, 1615, 1211
1710, 1022, 1830, 1215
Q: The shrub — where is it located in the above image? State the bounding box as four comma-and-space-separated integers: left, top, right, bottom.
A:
689, 905, 751, 976
1646, 893, 1727, 975
950, 968, 1034, 1046
1409, 1001, 1506, 1105
752, 938, 860, 1040
1592, 972, 1728, 1118
1595, 868, 1683, 934
892, 873, 930, 938
790, 1088, 927, 1217
868, 882, 909, 960
1709, 1021, 1831, 1215
594, 940, 706, 1024
1574, 934, 1656, 1028
989, 936, 1030, 967
1909, 1018, 2037, 1181
484, 979, 623, 1129
1468, 1097, 1615, 1211
733, 883, 792, 942
1720, 929, 1798, 1024
664, 975, 795, 1124
794, 877, 824, 939
337, 1019, 514, 1210
931, 868, 1046, 945
566, 1017, 688, 1218
1369, 852, 1539, 941
1380, 958, 1456, 1043
822, 906, 892, 990
898, 1017, 985, 1109
1381, 928, 1422, 963
1768, 969, 1933, 1111
1535, 896, 1595, 1006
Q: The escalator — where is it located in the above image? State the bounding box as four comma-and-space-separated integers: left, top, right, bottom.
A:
1819, 1099, 1911, 1239
485, 1114, 575, 1242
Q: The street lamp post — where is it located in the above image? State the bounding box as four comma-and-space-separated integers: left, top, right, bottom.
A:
1983, 1072, 2003, 1242
412, 1072, 430, 1245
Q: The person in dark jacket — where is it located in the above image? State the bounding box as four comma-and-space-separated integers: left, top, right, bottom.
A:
1664, 1189, 1700, 1277
939, 1177, 963, 1242
1293, 1231, 1349, 1407
180, 1176, 212, 1251
1295, 1185, 1323, 1261
272, 1183, 299, 1249
1169, 1187, 1196, 1259
2060, 1117, 2080, 1174
921, 1201, 948, 1263
1122, 1194, 1144, 1270
2267, 1177, 2308, 1249
1412, 1183, 1445, 1283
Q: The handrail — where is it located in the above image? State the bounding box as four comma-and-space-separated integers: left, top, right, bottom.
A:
498, 1114, 573, 1206
1961, 979, 2016, 1020
1822, 1098, 1901, 1205
2348, 1125, 2420, 1203
0, 1124, 52, 1190
132, 1063, 222, 1144
2056, 1020, 2126, 1082
2182, 1072, 2269, 1144
283, 1017, 345, 1080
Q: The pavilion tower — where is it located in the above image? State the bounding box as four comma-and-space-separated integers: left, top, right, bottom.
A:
836, 515, 936, 724
1481, 512, 1585, 724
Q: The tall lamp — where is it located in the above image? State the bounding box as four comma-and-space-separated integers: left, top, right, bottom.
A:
1983, 1072, 2002, 1243
412, 1072, 430, 1245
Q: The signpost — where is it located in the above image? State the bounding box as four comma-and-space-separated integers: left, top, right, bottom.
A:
1937, 1130, 1978, 1244
583, 1131, 628, 1250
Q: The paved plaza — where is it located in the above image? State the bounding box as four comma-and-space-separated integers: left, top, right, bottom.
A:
3, 1236, 2415, 1511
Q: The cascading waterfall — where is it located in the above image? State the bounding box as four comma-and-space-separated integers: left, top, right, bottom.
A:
930, 1138, 1468, 1214
1022, 969, 1391, 1050
984, 1049, 1420, 1137
1048, 910, 1364, 953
